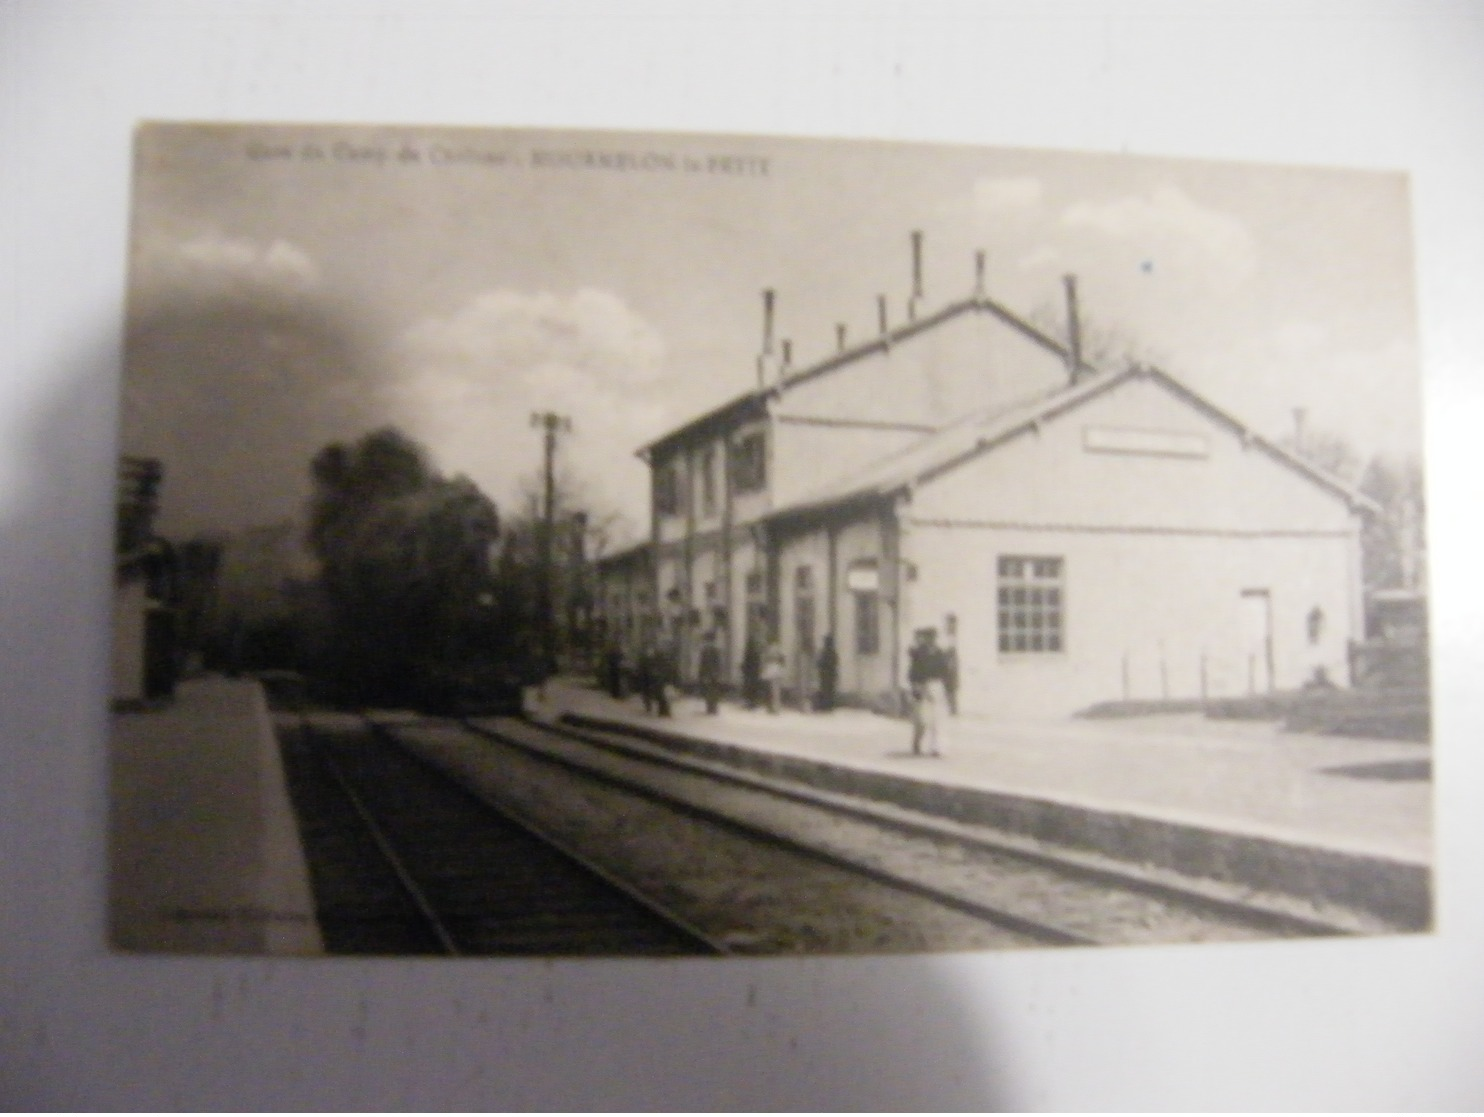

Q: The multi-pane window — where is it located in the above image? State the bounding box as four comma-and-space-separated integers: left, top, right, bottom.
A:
730, 431, 767, 494
997, 556, 1064, 653
699, 447, 716, 517
654, 461, 684, 517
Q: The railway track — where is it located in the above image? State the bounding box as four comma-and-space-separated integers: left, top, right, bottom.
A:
524, 717, 1366, 940
277, 713, 725, 956
367, 713, 1353, 952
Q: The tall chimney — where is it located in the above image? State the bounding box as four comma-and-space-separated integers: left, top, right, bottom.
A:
909, 229, 924, 319
836, 322, 847, 351
781, 338, 792, 371
1063, 274, 1084, 382
877, 294, 889, 336
757, 288, 777, 388
974, 250, 986, 296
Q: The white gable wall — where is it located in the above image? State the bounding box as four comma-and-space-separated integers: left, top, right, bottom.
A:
780, 307, 1071, 427
912, 374, 1356, 533
907, 372, 1364, 718
770, 307, 1072, 508
910, 525, 1358, 718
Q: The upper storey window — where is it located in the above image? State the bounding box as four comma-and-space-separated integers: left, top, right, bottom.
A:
655, 460, 685, 517
730, 431, 767, 495
700, 446, 717, 517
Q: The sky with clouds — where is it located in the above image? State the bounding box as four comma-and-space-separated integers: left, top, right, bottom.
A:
123, 124, 1423, 545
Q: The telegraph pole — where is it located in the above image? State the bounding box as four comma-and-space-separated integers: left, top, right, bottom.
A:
530, 411, 571, 676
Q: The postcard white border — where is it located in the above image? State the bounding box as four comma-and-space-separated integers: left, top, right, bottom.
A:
3, 2, 1481, 1109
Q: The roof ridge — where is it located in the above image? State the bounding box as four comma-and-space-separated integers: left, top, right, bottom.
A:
774, 294, 1072, 395
765, 363, 1381, 524
638, 292, 1078, 458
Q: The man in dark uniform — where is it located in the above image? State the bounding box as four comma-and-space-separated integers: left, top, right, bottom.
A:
698, 630, 723, 715
650, 638, 673, 717
740, 634, 762, 709
635, 641, 655, 714
907, 627, 950, 756
815, 633, 839, 712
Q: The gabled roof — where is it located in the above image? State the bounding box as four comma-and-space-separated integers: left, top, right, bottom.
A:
637, 295, 1081, 460
766, 364, 1380, 525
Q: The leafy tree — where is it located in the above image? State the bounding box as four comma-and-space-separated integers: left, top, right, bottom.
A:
1283, 426, 1427, 594
1358, 454, 1426, 592
306, 427, 502, 704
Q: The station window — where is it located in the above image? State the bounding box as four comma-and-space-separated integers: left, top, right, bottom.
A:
997, 555, 1064, 653
654, 461, 684, 517
700, 447, 716, 517
730, 431, 767, 494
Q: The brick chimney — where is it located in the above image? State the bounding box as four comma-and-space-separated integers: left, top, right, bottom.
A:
974, 250, 986, 296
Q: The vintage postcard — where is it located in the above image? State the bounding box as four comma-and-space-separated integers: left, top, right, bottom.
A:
110, 122, 1429, 956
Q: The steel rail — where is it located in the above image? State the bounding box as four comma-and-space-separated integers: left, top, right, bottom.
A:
358, 717, 730, 956
534, 715, 1358, 939
309, 719, 463, 956
459, 718, 1097, 947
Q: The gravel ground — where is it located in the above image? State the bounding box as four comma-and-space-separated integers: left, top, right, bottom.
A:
479, 718, 1293, 947
376, 718, 1042, 954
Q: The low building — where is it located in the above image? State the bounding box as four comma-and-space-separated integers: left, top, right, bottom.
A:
597, 238, 1372, 718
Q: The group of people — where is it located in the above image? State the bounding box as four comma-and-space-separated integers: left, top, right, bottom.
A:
600, 618, 960, 757
737, 633, 841, 715
602, 639, 674, 716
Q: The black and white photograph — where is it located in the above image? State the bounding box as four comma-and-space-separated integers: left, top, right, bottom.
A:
110, 121, 1430, 958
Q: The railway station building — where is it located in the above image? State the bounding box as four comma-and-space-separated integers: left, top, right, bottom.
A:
595, 238, 1373, 718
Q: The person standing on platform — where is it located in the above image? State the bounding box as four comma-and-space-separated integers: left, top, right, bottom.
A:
605, 642, 626, 699
942, 612, 960, 716
741, 634, 762, 709
635, 641, 656, 714
651, 638, 673, 717
907, 627, 950, 756
761, 639, 786, 714
816, 633, 839, 712
698, 630, 723, 715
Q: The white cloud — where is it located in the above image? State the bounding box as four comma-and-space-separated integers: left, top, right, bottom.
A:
402, 287, 664, 389
135, 231, 321, 296
1061, 185, 1257, 287
394, 287, 668, 528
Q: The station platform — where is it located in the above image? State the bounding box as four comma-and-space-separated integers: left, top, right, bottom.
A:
108, 676, 322, 954
527, 677, 1433, 930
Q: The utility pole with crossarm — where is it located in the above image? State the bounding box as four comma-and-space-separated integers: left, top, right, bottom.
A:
530, 411, 571, 676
